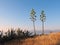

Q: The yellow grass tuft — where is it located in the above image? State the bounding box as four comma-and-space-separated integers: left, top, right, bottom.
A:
21, 32, 60, 45
4, 32, 60, 45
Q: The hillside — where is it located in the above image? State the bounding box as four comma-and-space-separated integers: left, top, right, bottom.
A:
4, 32, 60, 45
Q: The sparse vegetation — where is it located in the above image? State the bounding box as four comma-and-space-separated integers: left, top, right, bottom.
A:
0, 28, 33, 45
0, 32, 60, 45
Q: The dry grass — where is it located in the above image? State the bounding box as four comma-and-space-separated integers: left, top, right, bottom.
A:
20, 32, 60, 45
5, 32, 60, 45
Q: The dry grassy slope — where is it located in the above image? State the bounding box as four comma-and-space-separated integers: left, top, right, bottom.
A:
4, 32, 60, 45
21, 32, 60, 45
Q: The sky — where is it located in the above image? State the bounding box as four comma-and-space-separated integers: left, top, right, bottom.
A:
0, 0, 60, 32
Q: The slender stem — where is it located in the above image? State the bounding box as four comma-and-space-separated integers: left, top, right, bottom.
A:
42, 21, 44, 35
33, 21, 36, 35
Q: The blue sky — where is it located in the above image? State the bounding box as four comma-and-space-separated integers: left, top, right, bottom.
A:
0, 0, 60, 31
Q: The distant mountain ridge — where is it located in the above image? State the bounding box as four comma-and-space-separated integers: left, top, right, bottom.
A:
31, 30, 60, 34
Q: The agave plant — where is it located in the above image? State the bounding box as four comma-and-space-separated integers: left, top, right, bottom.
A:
40, 10, 46, 35
30, 8, 36, 35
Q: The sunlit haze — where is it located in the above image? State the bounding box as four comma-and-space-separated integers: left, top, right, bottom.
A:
0, 0, 60, 32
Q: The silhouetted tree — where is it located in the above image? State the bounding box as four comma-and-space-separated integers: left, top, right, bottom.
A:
30, 8, 36, 35
17, 28, 24, 39
6, 30, 11, 41
24, 30, 32, 38
0, 31, 3, 38
0, 28, 33, 45
7, 30, 11, 37
10, 28, 16, 39
0, 31, 3, 43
